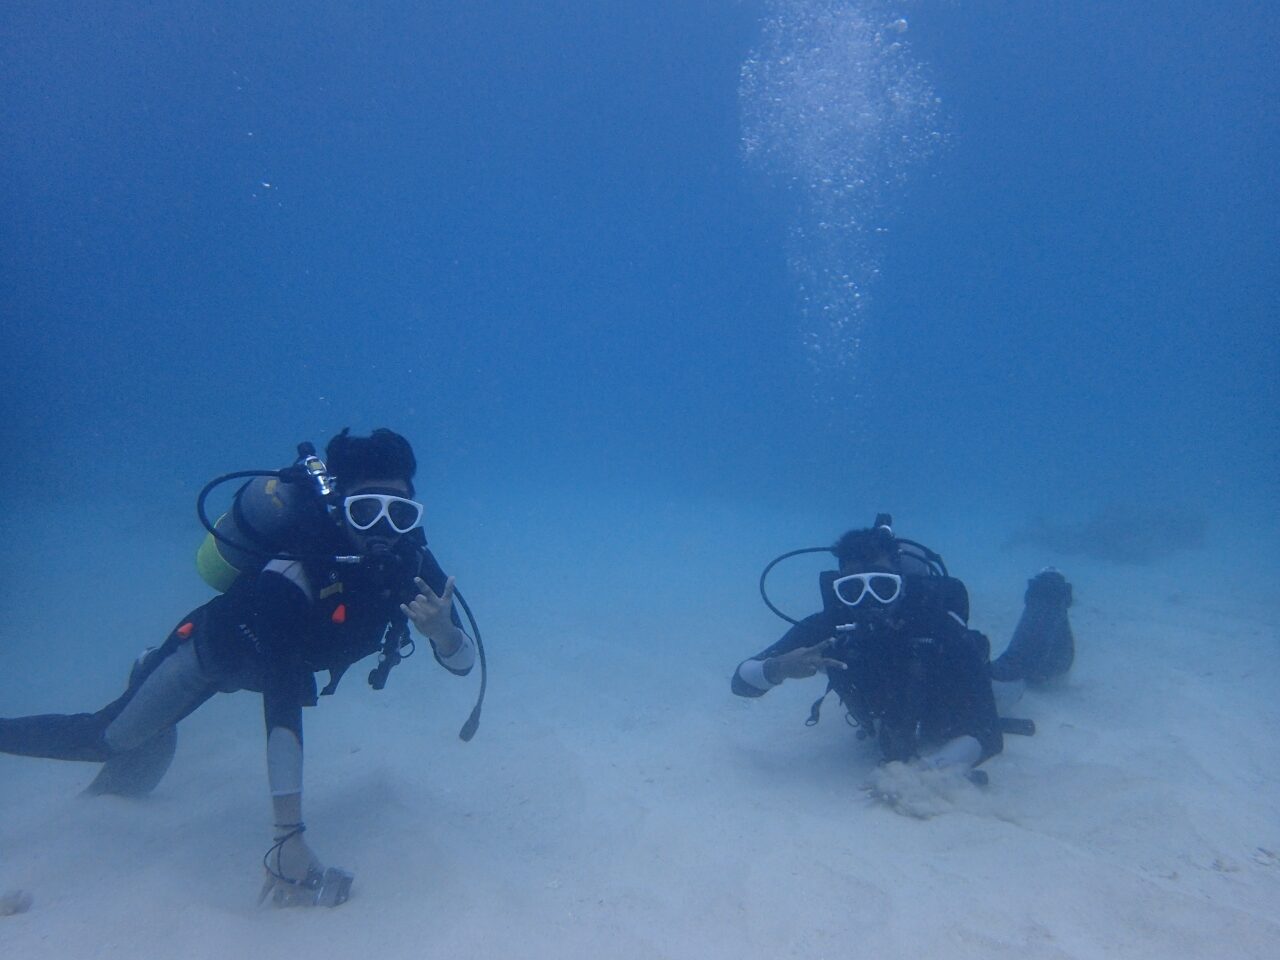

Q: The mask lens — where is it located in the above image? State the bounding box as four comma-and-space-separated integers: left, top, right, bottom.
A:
868, 575, 901, 603
834, 575, 868, 606
346, 496, 384, 528
386, 498, 422, 532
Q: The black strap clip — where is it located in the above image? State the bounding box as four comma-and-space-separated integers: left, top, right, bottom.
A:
368, 617, 414, 691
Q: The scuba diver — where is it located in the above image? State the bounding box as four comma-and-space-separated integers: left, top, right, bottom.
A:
734, 516, 1065, 779
0, 428, 483, 907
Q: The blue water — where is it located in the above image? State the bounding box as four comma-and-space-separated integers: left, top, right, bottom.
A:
1, 1, 1277, 953
5, 1, 1272, 523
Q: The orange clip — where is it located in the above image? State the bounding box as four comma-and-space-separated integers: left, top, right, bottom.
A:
331, 604, 347, 625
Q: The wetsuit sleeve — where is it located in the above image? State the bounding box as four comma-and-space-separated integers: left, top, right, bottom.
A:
732, 614, 832, 698
251, 565, 317, 795
414, 547, 475, 676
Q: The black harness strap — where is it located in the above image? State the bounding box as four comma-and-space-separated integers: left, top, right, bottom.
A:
368, 618, 413, 691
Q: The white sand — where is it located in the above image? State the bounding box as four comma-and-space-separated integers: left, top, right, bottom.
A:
2, 497, 1277, 958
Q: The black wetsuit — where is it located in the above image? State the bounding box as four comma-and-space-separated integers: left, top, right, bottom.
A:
733, 585, 1003, 765
0, 532, 472, 782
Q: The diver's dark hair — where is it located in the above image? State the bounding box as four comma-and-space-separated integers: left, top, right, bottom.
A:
832, 525, 898, 568
326, 428, 417, 495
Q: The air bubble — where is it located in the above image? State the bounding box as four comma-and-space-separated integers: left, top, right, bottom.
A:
741, 1, 942, 383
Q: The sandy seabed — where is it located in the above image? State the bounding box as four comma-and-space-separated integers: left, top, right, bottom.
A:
2, 499, 1277, 959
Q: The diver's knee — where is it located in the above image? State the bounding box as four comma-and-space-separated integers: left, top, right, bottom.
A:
102, 718, 156, 754
102, 644, 211, 752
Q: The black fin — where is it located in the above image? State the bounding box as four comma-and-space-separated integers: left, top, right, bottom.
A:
991, 570, 1074, 684
83, 726, 177, 797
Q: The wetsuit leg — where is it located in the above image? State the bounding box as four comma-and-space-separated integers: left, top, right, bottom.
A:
0, 639, 216, 766
81, 641, 220, 795
0, 710, 117, 762
95, 620, 233, 796
101, 643, 215, 753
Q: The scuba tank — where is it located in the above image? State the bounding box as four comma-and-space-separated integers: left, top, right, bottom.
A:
196, 443, 339, 593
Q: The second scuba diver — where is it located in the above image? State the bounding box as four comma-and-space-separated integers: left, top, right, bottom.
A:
735, 516, 1069, 780
0, 428, 481, 907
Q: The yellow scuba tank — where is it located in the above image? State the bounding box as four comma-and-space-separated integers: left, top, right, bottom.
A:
196, 445, 337, 592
